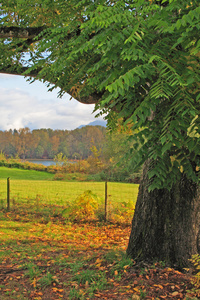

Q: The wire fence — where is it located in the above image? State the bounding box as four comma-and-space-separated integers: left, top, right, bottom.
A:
0, 178, 139, 222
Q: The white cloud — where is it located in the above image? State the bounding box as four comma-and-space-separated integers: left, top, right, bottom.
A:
0, 75, 105, 131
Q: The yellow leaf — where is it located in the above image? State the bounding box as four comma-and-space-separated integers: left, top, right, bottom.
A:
114, 270, 118, 276
123, 265, 130, 269
31, 278, 37, 288
153, 284, 164, 289
95, 258, 102, 264
166, 267, 173, 272
171, 291, 179, 297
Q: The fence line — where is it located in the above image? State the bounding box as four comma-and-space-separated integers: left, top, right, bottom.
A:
0, 178, 139, 222
7, 177, 10, 211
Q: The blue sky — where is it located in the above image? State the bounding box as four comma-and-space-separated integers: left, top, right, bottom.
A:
0, 73, 105, 131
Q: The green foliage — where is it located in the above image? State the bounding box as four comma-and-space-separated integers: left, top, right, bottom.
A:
54, 152, 68, 167
0, 0, 199, 190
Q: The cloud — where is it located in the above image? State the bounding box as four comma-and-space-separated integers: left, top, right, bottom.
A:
0, 83, 104, 131
0, 73, 16, 79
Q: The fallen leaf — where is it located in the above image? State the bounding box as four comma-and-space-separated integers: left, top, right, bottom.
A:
123, 265, 130, 269
132, 295, 140, 300
95, 258, 102, 264
31, 278, 37, 288
171, 291, 179, 296
153, 284, 163, 289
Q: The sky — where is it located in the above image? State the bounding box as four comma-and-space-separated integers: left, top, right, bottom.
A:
0, 73, 106, 131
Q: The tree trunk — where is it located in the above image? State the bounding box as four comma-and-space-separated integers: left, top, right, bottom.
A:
127, 160, 200, 268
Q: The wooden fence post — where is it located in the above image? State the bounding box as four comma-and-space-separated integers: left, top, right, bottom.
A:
7, 177, 10, 211
105, 181, 108, 221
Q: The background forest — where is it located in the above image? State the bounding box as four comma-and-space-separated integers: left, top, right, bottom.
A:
0, 126, 106, 159
0, 125, 141, 183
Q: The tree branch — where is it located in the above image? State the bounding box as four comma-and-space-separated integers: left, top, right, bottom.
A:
0, 26, 45, 39
0, 26, 102, 104
0, 67, 102, 104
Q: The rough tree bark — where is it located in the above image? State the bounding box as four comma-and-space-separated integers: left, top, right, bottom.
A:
127, 160, 200, 268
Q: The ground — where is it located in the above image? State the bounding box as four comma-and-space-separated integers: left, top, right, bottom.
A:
0, 207, 199, 300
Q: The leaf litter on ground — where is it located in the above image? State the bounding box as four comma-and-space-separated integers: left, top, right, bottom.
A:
0, 208, 199, 300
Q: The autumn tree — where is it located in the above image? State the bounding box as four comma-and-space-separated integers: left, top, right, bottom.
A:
13, 127, 37, 159
0, 0, 200, 267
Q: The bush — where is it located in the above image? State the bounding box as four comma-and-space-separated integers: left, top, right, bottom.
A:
110, 200, 135, 224
53, 173, 66, 181
189, 254, 200, 298
62, 190, 99, 222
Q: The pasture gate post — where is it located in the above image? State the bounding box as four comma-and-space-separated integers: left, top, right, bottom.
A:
7, 177, 10, 211
105, 181, 108, 221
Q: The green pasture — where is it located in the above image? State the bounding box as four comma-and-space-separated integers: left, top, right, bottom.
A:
0, 166, 54, 180
0, 167, 139, 208
0, 180, 139, 207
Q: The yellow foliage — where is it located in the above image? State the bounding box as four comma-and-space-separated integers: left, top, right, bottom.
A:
189, 254, 200, 297
63, 190, 98, 221
110, 200, 135, 224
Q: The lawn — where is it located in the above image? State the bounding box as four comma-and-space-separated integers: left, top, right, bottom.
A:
0, 166, 54, 180
0, 167, 198, 299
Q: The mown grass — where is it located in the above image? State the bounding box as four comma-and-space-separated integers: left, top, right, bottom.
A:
0, 166, 54, 180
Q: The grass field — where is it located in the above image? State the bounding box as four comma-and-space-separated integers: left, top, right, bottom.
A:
0, 167, 54, 180
0, 167, 139, 208
0, 167, 197, 299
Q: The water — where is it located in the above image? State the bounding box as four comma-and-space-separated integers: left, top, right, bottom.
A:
25, 159, 56, 166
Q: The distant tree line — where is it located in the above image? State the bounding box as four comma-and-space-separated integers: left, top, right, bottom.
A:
0, 126, 106, 160
0, 125, 141, 183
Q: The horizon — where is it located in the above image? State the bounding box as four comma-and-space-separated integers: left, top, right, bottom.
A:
0, 119, 107, 132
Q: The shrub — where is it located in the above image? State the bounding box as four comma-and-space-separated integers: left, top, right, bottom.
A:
53, 173, 66, 181
62, 190, 99, 222
110, 200, 135, 224
189, 254, 200, 298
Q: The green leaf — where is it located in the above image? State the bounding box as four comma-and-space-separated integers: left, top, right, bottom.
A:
161, 143, 172, 155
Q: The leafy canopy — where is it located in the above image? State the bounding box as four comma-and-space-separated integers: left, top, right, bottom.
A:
0, 0, 200, 190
